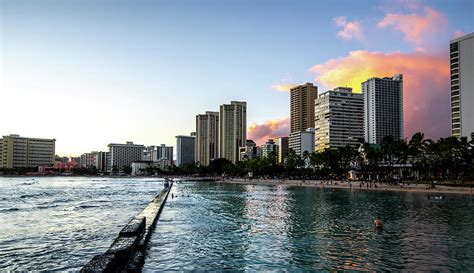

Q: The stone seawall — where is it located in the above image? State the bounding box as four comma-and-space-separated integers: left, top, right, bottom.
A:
81, 183, 172, 272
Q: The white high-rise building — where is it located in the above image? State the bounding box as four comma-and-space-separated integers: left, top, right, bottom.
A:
108, 141, 144, 172
176, 134, 196, 166
289, 128, 315, 157
315, 87, 364, 152
196, 111, 219, 166
261, 139, 279, 158
362, 74, 404, 144
219, 101, 247, 164
450, 33, 474, 139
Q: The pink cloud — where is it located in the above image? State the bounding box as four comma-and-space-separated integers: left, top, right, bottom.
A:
334, 16, 364, 41
377, 7, 448, 48
453, 30, 466, 39
248, 117, 290, 145
271, 83, 298, 92
310, 50, 450, 140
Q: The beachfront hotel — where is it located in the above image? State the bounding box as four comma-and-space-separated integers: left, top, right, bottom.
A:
260, 139, 279, 159
219, 101, 247, 164
108, 142, 144, 172
290, 83, 318, 133
0, 134, 56, 169
289, 128, 315, 157
362, 74, 404, 144
314, 87, 364, 152
450, 33, 474, 139
80, 151, 109, 172
289, 83, 318, 154
195, 111, 219, 166
176, 133, 196, 167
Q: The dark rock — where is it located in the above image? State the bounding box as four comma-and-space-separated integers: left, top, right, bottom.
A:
80, 253, 117, 273
106, 236, 138, 267
119, 216, 146, 237
127, 250, 145, 272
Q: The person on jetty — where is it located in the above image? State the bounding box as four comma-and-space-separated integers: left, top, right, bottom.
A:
374, 216, 383, 228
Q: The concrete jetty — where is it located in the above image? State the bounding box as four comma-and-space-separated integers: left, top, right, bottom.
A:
81, 182, 172, 272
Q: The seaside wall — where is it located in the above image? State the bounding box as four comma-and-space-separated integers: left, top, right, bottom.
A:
81, 182, 172, 272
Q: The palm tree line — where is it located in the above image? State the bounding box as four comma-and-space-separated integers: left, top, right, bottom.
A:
173, 132, 474, 183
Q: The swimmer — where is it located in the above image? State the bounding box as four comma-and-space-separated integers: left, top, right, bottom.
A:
374, 216, 383, 228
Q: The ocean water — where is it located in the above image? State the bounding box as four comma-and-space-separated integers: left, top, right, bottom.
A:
0, 177, 165, 271
144, 181, 474, 271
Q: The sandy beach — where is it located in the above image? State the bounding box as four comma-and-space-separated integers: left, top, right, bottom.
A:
220, 178, 474, 196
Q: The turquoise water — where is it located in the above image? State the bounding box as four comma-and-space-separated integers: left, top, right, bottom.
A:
144, 182, 474, 271
0, 177, 165, 271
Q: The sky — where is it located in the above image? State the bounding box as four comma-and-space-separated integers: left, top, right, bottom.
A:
1, 0, 473, 156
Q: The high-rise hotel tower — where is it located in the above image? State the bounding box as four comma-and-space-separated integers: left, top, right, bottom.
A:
195, 111, 219, 166
289, 83, 318, 154
450, 33, 474, 139
219, 101, 247, 164
362, 75, 404, 144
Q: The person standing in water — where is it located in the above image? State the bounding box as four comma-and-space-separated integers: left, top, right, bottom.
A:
374, 216, 383, 228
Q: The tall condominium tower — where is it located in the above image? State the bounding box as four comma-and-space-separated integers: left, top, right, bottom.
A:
450, 33, 474, 139
362, 74, 404, 144
290, 83, 318, 133
219, 101, 247, 164
196, 111, 219, 166
108, 142, 144, 172
0, 134, 55, 168
176, 133, 196, 166
315, 87, 364, 152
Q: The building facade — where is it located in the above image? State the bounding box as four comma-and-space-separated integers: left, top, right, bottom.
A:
289, 129, 315, 157
275, 137, 289, 164
450, 33, 474, 139
315, 87, 364, 152
239, 140, 261, 161
108, 141, 144, 172
176, 134, 196, 166
80, 151, 109, 172
196, 111, 219, 166
290, 83, 318, 133
219, 101, 247, 164
261, 139, 279, 159
0, 134, 55, 169
362, 74, 404, 144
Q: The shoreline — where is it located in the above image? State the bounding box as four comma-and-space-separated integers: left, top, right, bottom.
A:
219, 178, 474, 196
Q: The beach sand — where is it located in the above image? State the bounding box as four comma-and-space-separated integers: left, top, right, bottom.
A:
220, 178, 474, 196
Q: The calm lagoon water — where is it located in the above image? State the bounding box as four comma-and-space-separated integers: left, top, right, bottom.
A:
144, 181, 474, 271
0, 177, 165, 271
1, 178, 474, 271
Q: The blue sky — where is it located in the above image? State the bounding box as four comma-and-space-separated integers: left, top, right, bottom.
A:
1, 0, 473, 156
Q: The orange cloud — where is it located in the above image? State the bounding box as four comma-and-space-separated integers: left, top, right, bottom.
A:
334, 16, 363, 41
271, 83, 298, 92
310, 50, 450, 139
248, 117, 290, 145
377, 7, 448, 48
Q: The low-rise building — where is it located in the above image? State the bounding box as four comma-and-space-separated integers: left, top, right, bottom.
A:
261, 139, 279, 159
239, 140, 261, 161
275, 137, 289, 164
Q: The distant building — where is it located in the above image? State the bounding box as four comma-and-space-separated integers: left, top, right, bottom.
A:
80, 151, 109, 172
450, 33, 474, 139
219, 101, 247, 164
275, 137, 289, 164
0, 134, 55, 169
131, 159, 173, 176
108, 141, 144, 172
362, 74, 404, 144
261, 139, 279, 159
176, 134, 196, 166
315, 87, 364, 152
196, 111, 219, 166
290, 83, 318, 133
239, 140, 261, 161
289, 128, 315, 157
